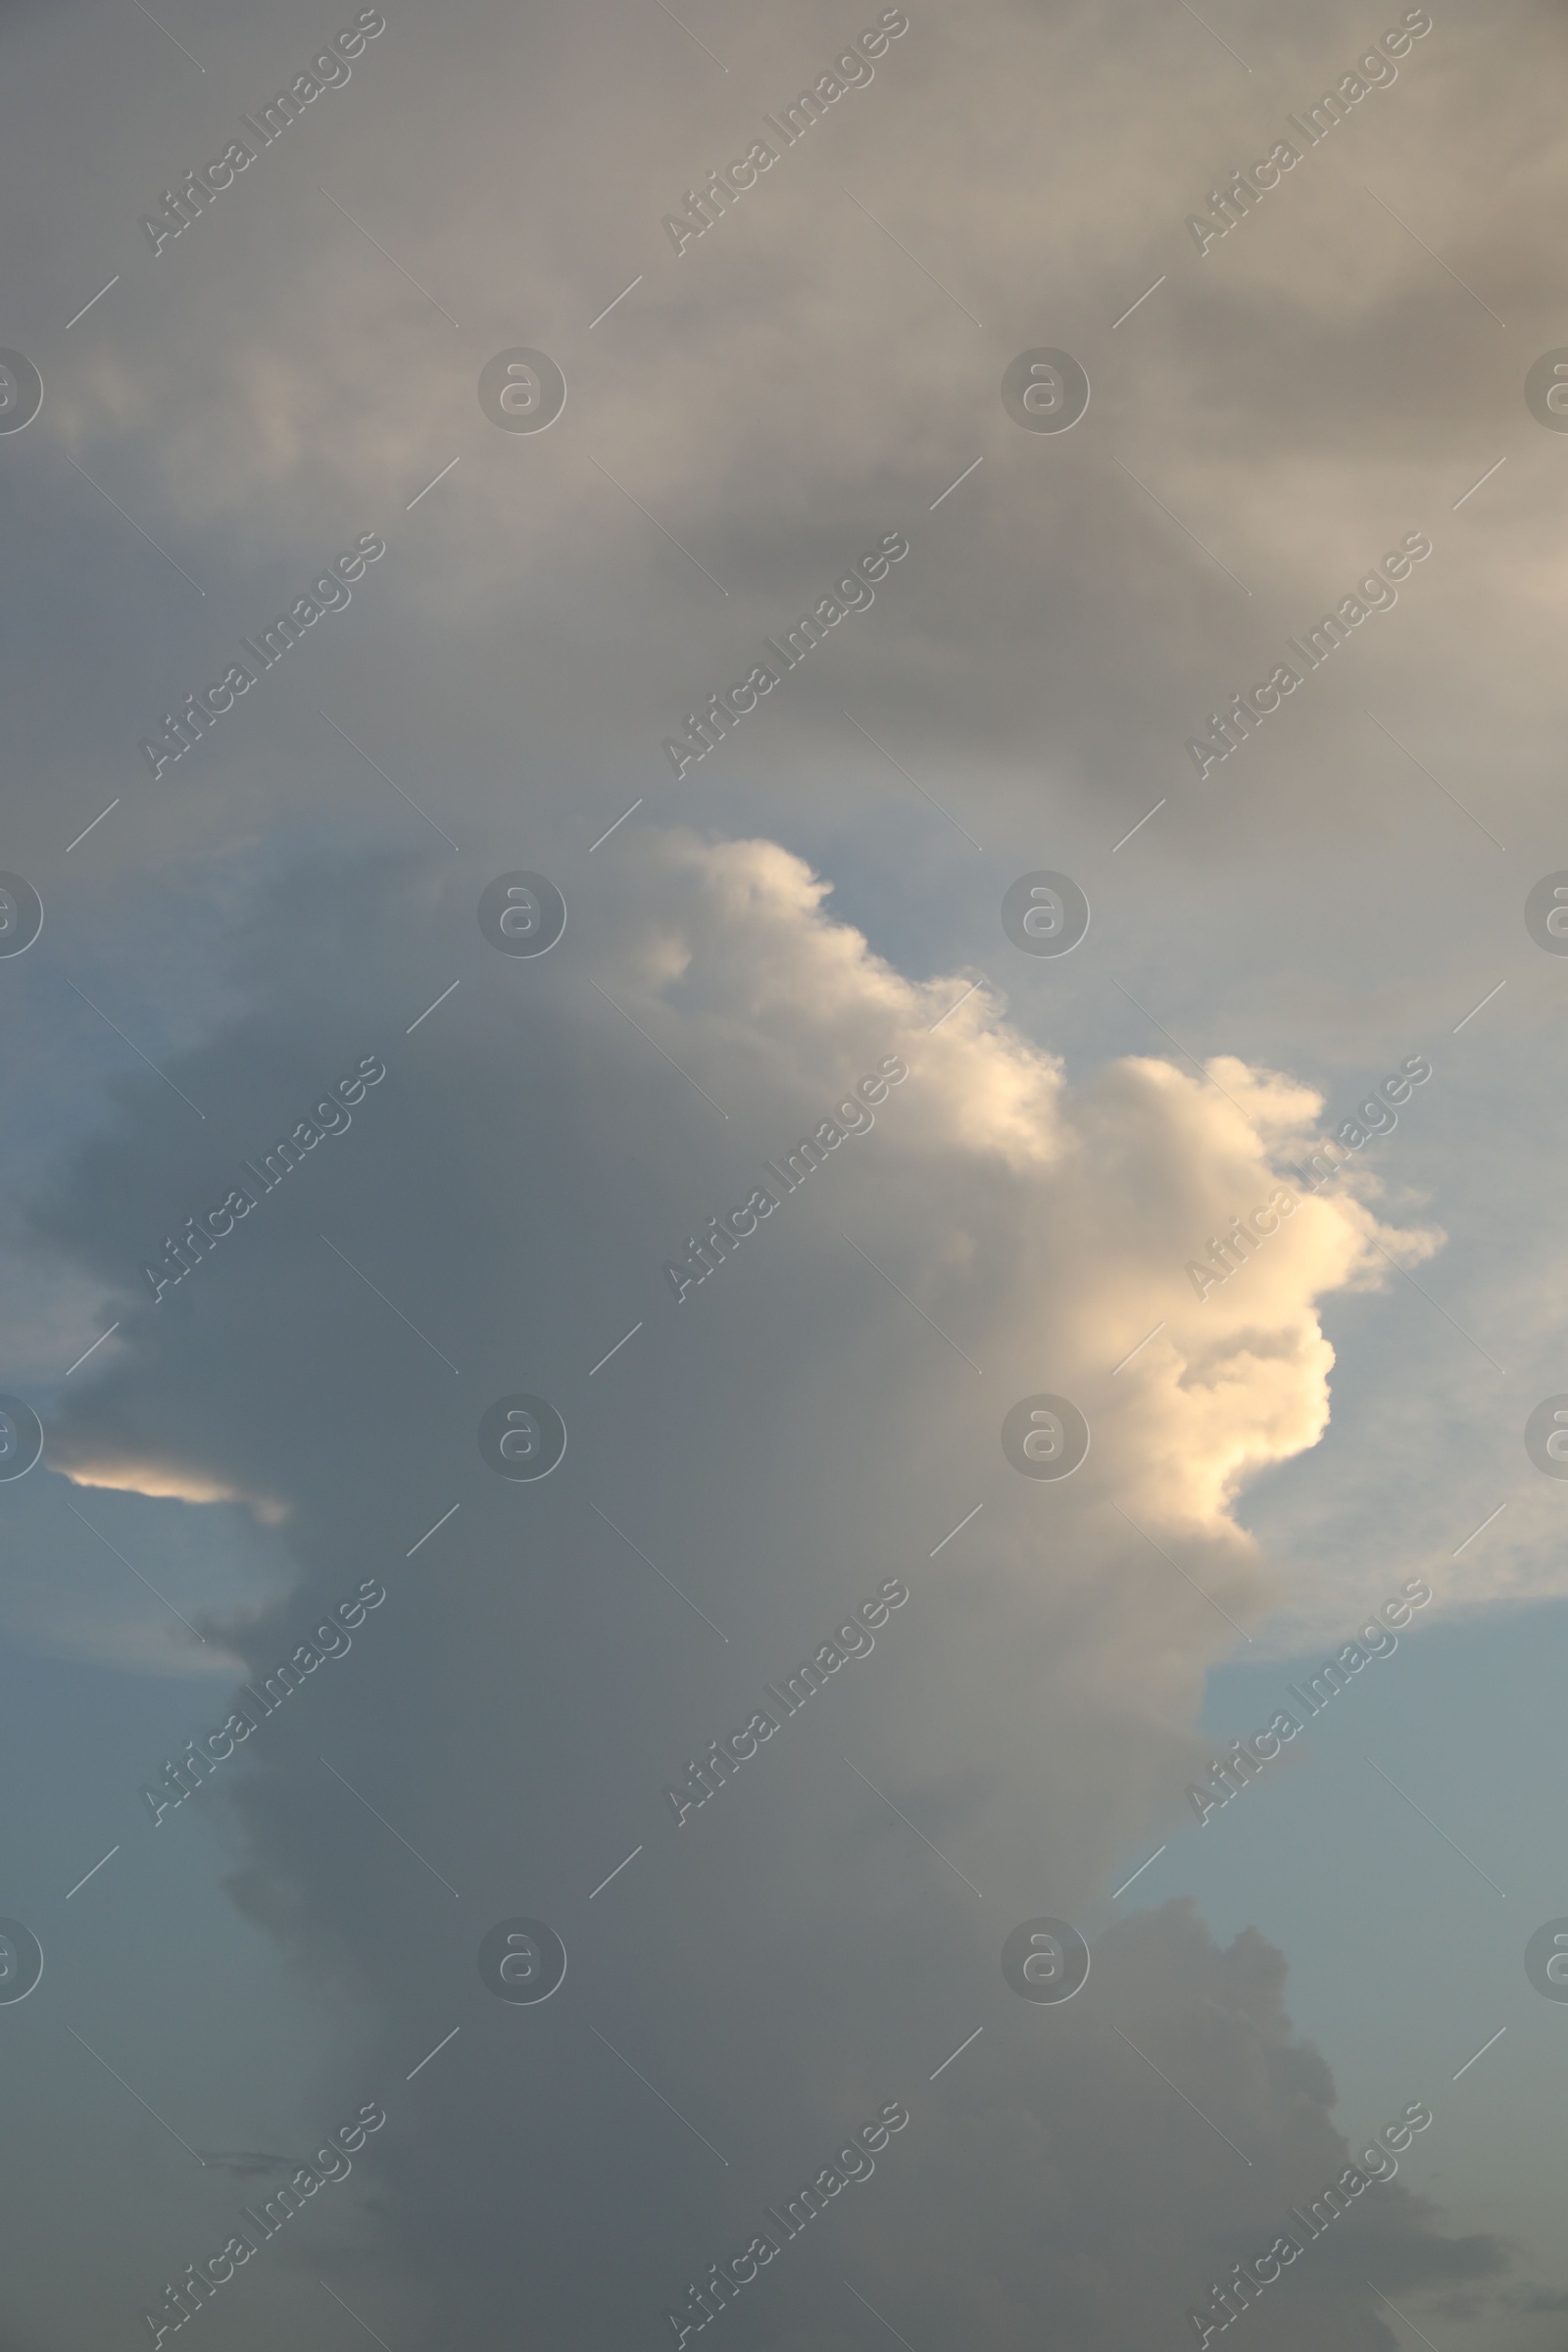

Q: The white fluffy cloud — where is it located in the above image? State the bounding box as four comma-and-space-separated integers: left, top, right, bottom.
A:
46, 828, 1427, 1616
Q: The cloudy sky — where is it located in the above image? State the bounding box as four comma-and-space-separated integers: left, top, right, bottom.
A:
3, 0, 1568, 2345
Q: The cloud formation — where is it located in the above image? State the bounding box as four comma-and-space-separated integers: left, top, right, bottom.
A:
26, 827, 1506, 2343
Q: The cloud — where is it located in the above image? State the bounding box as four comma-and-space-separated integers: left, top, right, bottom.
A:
40, 827, 1422, 1590
26, 0, 1568, 878
25, 825, 1505, 2341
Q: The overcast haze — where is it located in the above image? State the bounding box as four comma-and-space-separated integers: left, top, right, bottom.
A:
2, 0, 1567, 2347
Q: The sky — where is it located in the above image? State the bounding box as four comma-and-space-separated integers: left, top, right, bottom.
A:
3, 0, 1568, 2346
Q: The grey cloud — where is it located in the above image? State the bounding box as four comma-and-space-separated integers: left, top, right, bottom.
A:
24, 827, 1501, 2345
4, 0, 1565, 2339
